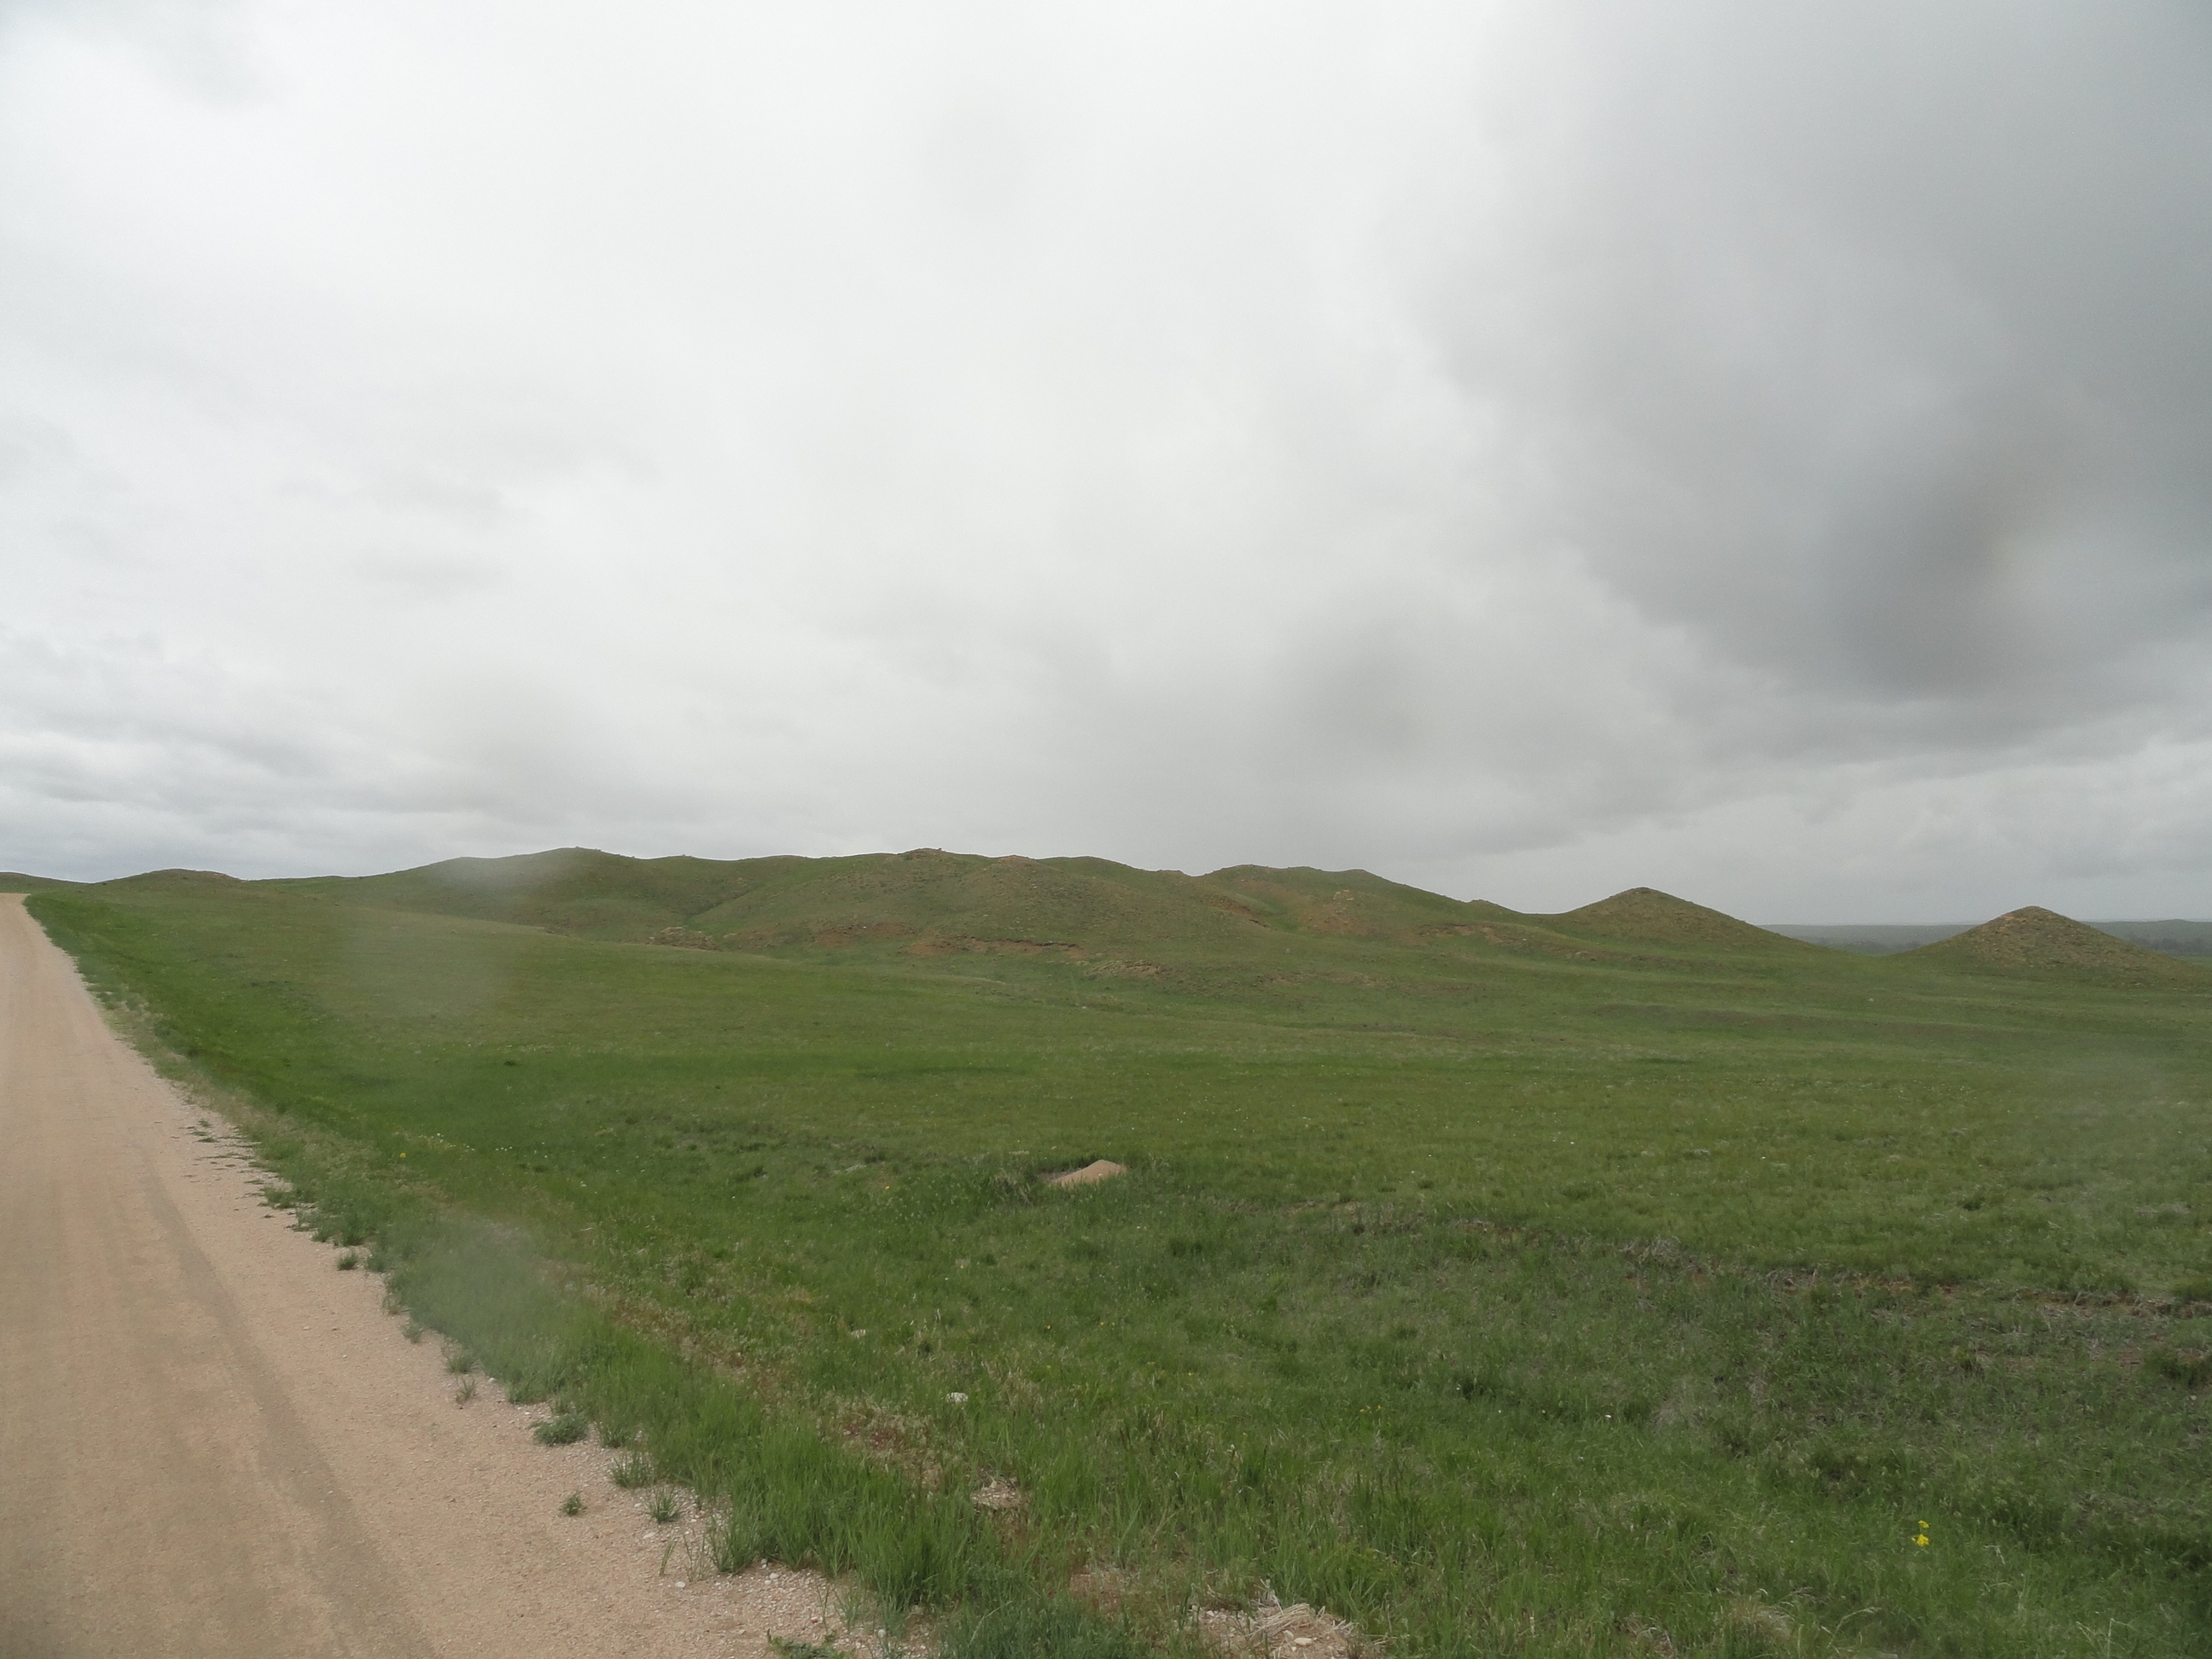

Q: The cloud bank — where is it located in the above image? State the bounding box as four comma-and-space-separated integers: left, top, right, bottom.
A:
3, 1, 2209, 918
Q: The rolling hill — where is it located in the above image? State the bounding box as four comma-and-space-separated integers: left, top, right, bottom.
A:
274, 847, 1820, 970
78, 848, 2212, 996
1543, 886, 1817, 952
1906, 905, 2211, 987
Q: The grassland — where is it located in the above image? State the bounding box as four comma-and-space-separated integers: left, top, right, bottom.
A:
26, 851, 2212, 1656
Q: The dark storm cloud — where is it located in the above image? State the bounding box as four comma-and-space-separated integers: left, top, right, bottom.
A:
1417, 2, 2212, 727
1, 1, 2209, 919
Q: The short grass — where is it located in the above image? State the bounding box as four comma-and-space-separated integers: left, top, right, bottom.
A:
27, 861, 2212, 1657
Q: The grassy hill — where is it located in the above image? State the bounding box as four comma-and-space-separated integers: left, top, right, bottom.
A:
0, 871, 78, 892
1908, 905, 2212, 988
283, 845, 1515, 953
282, 848, 1826, 982
276, 847, 764, 937
1543, 885, 1815, 952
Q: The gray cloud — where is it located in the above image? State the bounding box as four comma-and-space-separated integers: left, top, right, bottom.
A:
1417, 3, 2212, 723
2, 1, 2209, 920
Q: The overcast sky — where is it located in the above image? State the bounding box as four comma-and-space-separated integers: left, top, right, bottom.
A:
3, 2, 2209, 920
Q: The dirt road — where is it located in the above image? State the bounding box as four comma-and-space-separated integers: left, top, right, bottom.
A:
0, 894, 849, 1658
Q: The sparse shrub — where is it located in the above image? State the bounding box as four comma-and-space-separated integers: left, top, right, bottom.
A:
649, 1490, 681, 1524
610, 1451, 656, 1488
561, 1491, 585, 1516
445, 1348, 476, 1375
454, 1377, 478, 1406
335, 1250, 359, 1271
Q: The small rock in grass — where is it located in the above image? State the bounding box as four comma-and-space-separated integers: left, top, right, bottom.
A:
1046, 1159, 1128, 1188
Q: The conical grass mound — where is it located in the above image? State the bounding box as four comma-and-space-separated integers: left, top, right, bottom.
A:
1544, 887, 1808, 952
1910, 905, 2209, 987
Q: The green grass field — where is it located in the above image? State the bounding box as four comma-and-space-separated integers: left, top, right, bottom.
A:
26, 851, 2212, 1656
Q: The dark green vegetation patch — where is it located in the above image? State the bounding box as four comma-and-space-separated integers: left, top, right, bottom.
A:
30, 851, 2212, 1656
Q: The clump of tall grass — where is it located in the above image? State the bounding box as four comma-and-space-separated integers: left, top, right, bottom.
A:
533, 1412, 590, 1446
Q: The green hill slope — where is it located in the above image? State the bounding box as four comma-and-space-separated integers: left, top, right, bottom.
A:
0, 871, 78, 893
111, 848, 2212, 1000
1542, 886, 1818, 952
1187, 864, 1510, 940
281, 846, 1543, 963
1908, 905, 2211, 988
692, 849, 1264, 953
278, 847, 765, 936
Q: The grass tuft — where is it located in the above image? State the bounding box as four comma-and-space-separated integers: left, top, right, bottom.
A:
534, 1412, 589, 1446
609, 1450, 656, 1488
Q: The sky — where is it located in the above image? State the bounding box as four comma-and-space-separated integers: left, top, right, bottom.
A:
3, 1, 2209, 921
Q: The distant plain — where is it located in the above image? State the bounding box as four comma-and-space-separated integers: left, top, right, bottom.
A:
1767, 920, 2212, 958
26, 850, 2212, 1657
